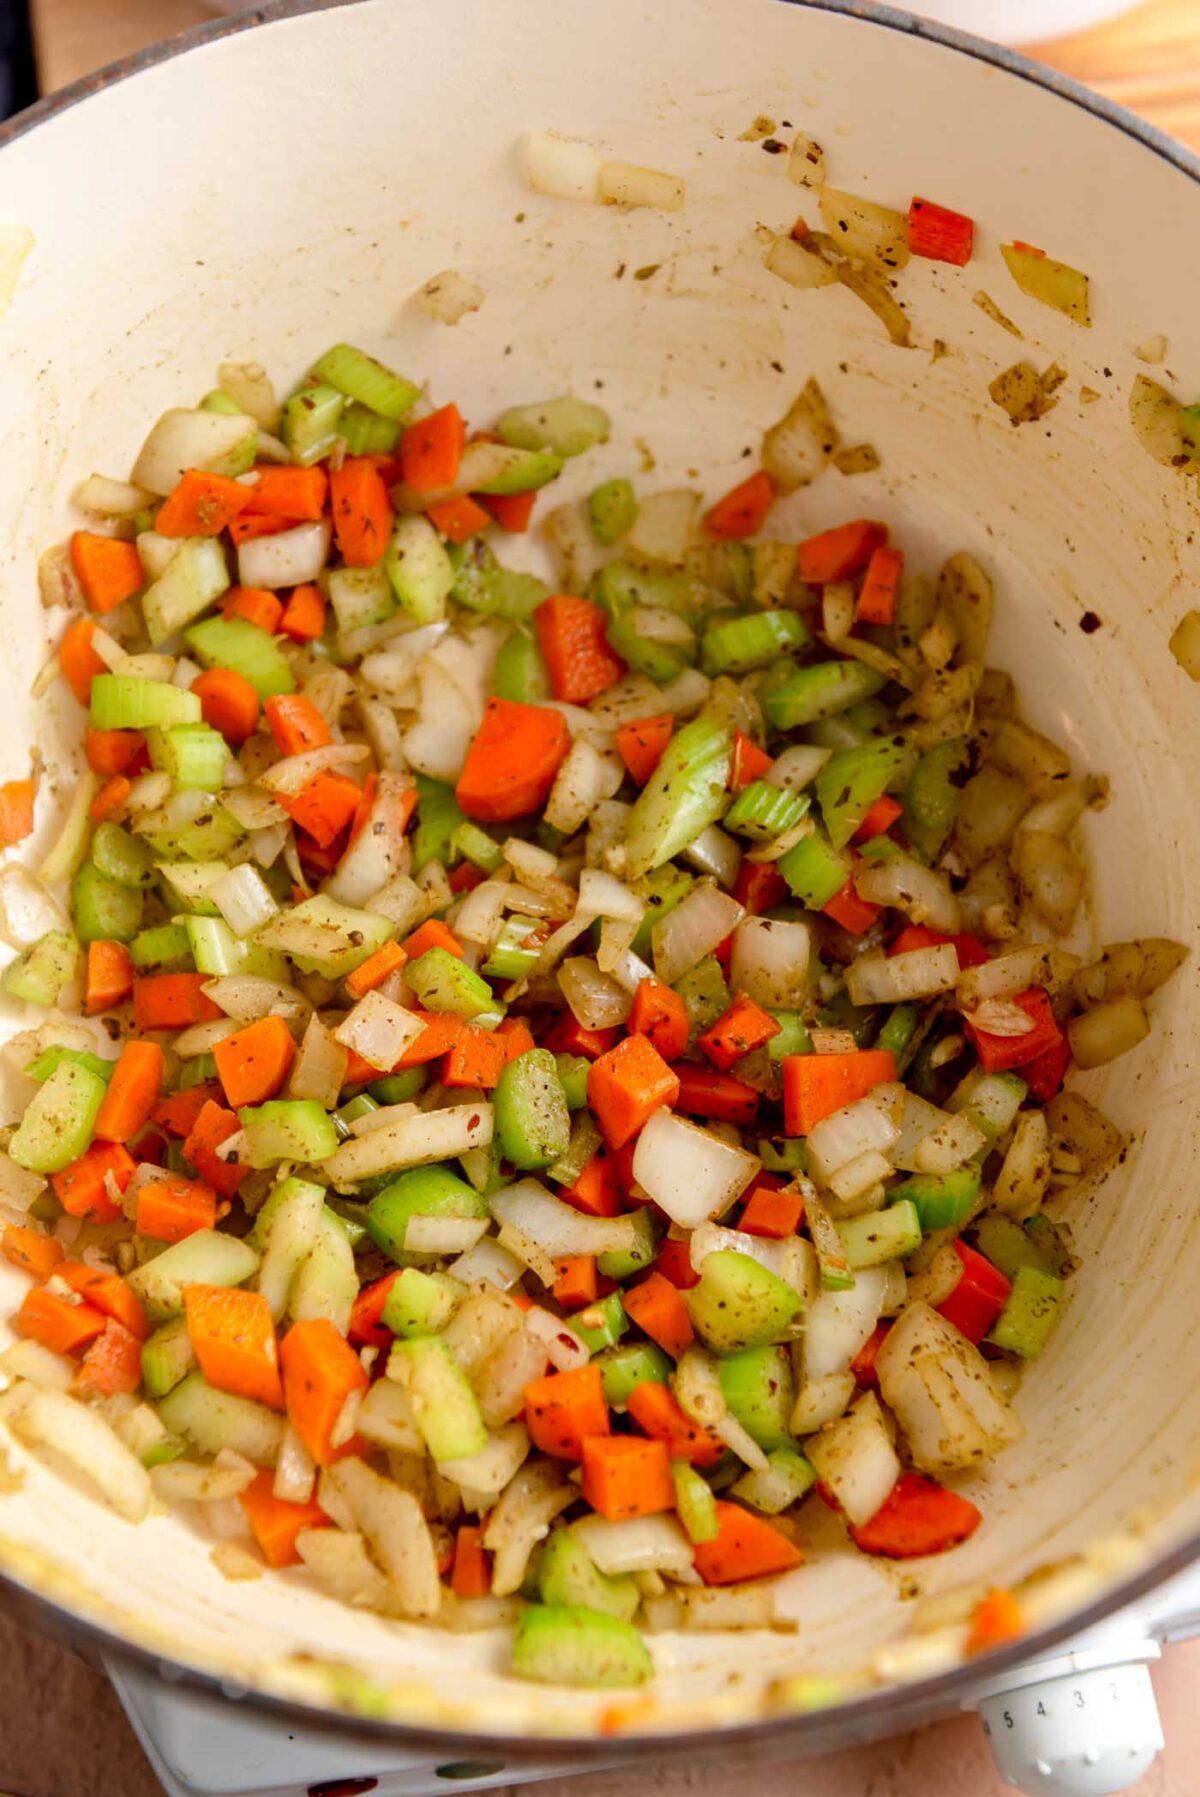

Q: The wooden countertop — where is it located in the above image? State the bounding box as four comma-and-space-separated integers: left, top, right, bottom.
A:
7, 2, 1200, 1794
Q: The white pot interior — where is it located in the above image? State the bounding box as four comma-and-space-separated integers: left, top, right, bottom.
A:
0, 0, 1198, 1742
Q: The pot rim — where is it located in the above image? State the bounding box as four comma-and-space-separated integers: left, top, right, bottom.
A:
0, 0, 1197, 1755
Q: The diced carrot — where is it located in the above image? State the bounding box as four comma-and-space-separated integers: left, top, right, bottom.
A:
278, 583, 327, 643
69, 531, 144, 614
653, 1237, 700, 1291
853, 793, 903, 842
889, 924, 989, 970
698, 992, 780, 1072
541, 1013, 619, 1061
133, 1129, 168, 1168
16, 1285, 106, 1356
628, 978, 689, 1064
239, 1468, 330, 1568
136, 1174, 218, 1244
740, 1184, 804, 1239
1, 1223, 64, 1282
936, 1240, 1011, 1344
153, 1083, 220, 1138
455, 696, 570, 824
89, 775, 132, 823
243, 465, 328, 521
449, 861, 484, 894
450, 1523, 491, 1597
907, 197, 975, 266
75, 1318, 144, 1397
183, 1100, 247, 1199
399, 403, 466, 493
345, 940, 408, 999
480, 490, 536, 532
192, 667, 261, 746
615, 714, 672, 786
581, 1435, 674, 1520
330, 458, 393, 567
626, 1380, 723, 1465
58, 1261, 149, 1341
59, 618, 107, 706
133, 972, 224, 1033
850, 1321, 890, 1390
94, 1039, 164, 1143
156, 469, 253, 537
965, 1587, 1025, 1657
692, 1501, 804, 1585
393, 1011, 464, 1069
427, 495, 490, 544
524, 1364, 609, 1459
185, 1284, 284, 1409
264, 692, 333, 756
623, 1271, 695, 1360
671, 1063, 760, 1128
229, 511, 293, 546
729, 730, 774, 792
51, 1141, 135, 1222
213, 1015, 295, 1109
782, 1047, 897, 1134
822, 879, 882, 935
554, 1255, 599, 1311
349, 1270, 405, 1350
849, 1471, 982, 1559
400, 917, 464, 961
856, 544, 903, 626
797, 520, 888, 586
282, 770, 362, 849
495, 1017, 536, 1063
0, 779, 34, 846
587, 1034, 680, 1151
534, 594, 624, 705
223, 585, 284, 633
559, 1152, 623, 1219
279, 1316, 368, 1464
295, 827, 346, 883
85, 938, 134, 1015
732, 859, 789, 914
84, 727, 145, 776
704, 470, 775, 540
443, 1025, 506, 1091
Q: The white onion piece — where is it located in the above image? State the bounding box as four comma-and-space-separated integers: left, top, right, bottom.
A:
333, 991, 425, 1072
577, 868, 644, 925
572, 1513, 695, 1577
151, 1456, 256, 1503
132, 408, 256, 497
652, 880, 743, 986
0, 867, 69, 949
483, 1461, 575, 1596
218, 362, 279, 429
912, 1113, 988, 1175
558, 956, 631, 1029
689, 1222, 808, 1296
806, 1088, 902, 1184
803, 1268, 888, 1380
683, 824, 742, 889
417, 268, 484, 325
597, 160, 685, 211
323, 1104, 493, 1185
826, 1150, 892, 1204
855, 854, 963, 933
367, 873, 430, 937
992, 1110, 1052, 1216
202, 975, 309, 1024
765, 233, 838, 290
0, 1339, 74, 1390
403, 659, 478, 783
876, 1302, 1022, 1476
625, 490, 701, 567
818, 187, 910, 269
714, 1411, 770, 1473
324, 773, 415, 907
1067, 995, 1151, 1068
172, 1017, 240, 1057
806, 1392, 900, 1529
348, 1102, 419, 1138
289, 1015, 349, 1108
846, 945, 960, 1007
74, 473, 154, 518
0, 1154, 47, 1216
791, 1370, 856, 1433
237, 519, 331, 590
259, 743, 370, 797
525, 128, 602, 203
12, 1389, 151, 1522
730, 915, 811, 1010
633, 1110, 759, 1229
326, 1457, 441, 1617
490, 1180, 640, 1258
447, 1236, 525, 1291
524, 1305, 590, 1372
401, 1216, 489, 1261
273, 1424, 316, 1505
889, 1090, 955, 1171
544, 739, 624, 836
208, 863, 279, 938
439, 1422, 530, 1497
453, 878, 511, 949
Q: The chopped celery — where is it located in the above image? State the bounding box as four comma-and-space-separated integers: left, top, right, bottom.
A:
673, 1461, 720, 1544
3, 931, 78, 1007
731, 1447, 816, 1516
538, 1529, 640, 1621
889, 1168, 979, 1232
10, 1060, 106, 1174
1024, 1214, 1076, 1279
492, 626, 552, 702
148, 724, 229, 793
724, 780, 810, 842
573, 1292, 628, 1355
686, 540, 755, 603
200, 389, 243, 416
450, 542, 549, 621
595, 1341, 672, 1407
177, 1052, 218, 1090
185, 916, 287, 982
385, 516, 455, 624
334, 1093, 379, 1139
818, 988, 882, 1048
588, 478, 638, 546
631, 864, 694, 960
366, 1166, 488, 1266
625, 713, 732, 878
496, 397, 610, 459
947, 1068, 1028, 1145
141, 538, 231, 647
407, 945, 494, 1019
555, 1053, 591, 1111
185, 615, 295, 700
718, 1344, 794, 1449
764, 660, 887, 731
837, 1201, 922, 1269
392, 1334, 488, 1460
483, 916, 542, 981
816, 739, 909, 850
326, 1199, 369, 1249
858, 836, 904, 863
987, 1265, 1065, 1359
687, 1250, 801, 1353
368, 1069, 426, 1105
411, 777, 464, 873
90, 674, 201, 730
548, 1112, 603, 1189
92, 822, 157, 889
701, 609, 810, 676
25, 1044, 112, 1084
459, 441, 563, 496
767, 1012, 812, 1061
380, 1267, 462, 1338
282, 382, 345, 465
71, 860, 143, 945
328, 567, 394, 638
877, 1002, 921, 1060
593, 559, 699, 620
512, 1604, 652, 1689
807, 1193, 855, 1290
144, 801, 244, 864
605, 607, 688, 685
256, 894, 393, 979
310, 344, 420, 422
494, 1049, 571, 1171
339, 403, 401, 456
674, 955, 730, 1043
156, 1371, 283, 1463
597, 1209, 662, 1281
238, 1100, 338, 1169
973, 1214, 1052, 1282
903, 737, 972, 861
777, 829, 849, 909
489, 570, 553, 625
141, 1316, 196, 1398
158, 860, 230, 917
252, 1177, 325, 1316
451, 821, 504, 875
758, 1136, 808, 1174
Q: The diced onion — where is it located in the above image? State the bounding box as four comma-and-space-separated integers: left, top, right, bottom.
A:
730, 915, 812, 1011
273, 1424, 316, 1505
417, 269, 484, 325
523, 1305, 590, 1372
525, 129, 602, 203
912, 1113, 987, 1175
324, 773, 416, 907
237, 519, 331, 590
846, 944, 959, 1007
0, 1339, 74, 1390
652, 880, 743, 986
597, 160, 685, 212
876, 1301, 1022, 1476
957, 944, 1074, 1008
806, 1089, 901, 1184
289, 1015, 349, 1108
326, 1457, 441, 1617
490, 1179, 640, 1258
625, 490, 700, 567
689, 1221, 809, 1295
714, 1411, 770, 1473
572, 1512, 695, 1577
446, 1235, 526, 1291
855, 854, 962, 933
787, 133, 826, 187
0, 867, 70, 950
1067, 995, 1150, 1069
992, 1110, 1052, 1216
544, 739, 624, 835
439, 1422, 530, 1497
208, 863, 279, 938
323, 1103, 493, 1185
218, 361, 279, 429
791, 1370, 855, 1432
333, 991, 425, 1072
806, 1391, 901, 1528
259, 743, 370, 797
558, 956, 631, 1029
765, 233, 838, 290
173, 1017, 240, 1057
150, 1456, 256, 1503
682, 824, 742, 888
74, 473, 154, 518
402, 1216, 489, 1259
12, 1388, 151, 1522
769, 744, 832, 791
202, 975, 309, 1024
633, 1109, 760, 1228
803, 1268, 888, 1379
577, 868, 643, 924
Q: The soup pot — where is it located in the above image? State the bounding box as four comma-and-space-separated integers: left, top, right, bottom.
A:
0, 0, 1198, 1762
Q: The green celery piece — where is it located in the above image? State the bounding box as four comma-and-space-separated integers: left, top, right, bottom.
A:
411, 776, 465, 873
493, 568, 551, 622
1023, 1213, 1075, 1279
200, 390, 243, 416
144, 807, 244, 865
238, 1101, 338, 1171
311, 344, 420, 421
717, 1344, 794, 1449
764, 660, 887, 730
149, 724, 229, 793
407, 945, 494, 1019
547, 1112, 603, 1188
685, 540, 755, 603
185, 916, 287, 982
339, 404, 401, 456
890, 1168, 980, 1232
3, 932, 78, 1007
185, 615, 295, 700
947, 1068, 1028, 1145
140, 1316, 196, 1398
837, 1201, 922, 1269
973, 1214, 1054, 1282
366, 1166, 488, 1266
90, 674, 201, 730
987, 1265, 1065, 1359
777, 829, 849, 909
731, 1447, 816, 1516
482, 916, 542, 981
903, 736, 972, 861
806, 1193, 855, 1290
757, 1136, 808, 1174
688, 1250, 800, 1353
494, 1049, 570, 1171
251, 1176, 326, 1317
724, 780, 810, 843
10, 1060, 106, 1174
497, 397, 610, 458
625, 713, 732, 878
631, 864, 694, 960
282, 382, 345, 465
815, 738, 909, 850
155, 1371, 283, 1461
597, 1209, 661, 1281
538, 1529, 639, 1621
288, 1209, 358, 1326
92, 822, 156, 889
588, 478, 638, 546
328, 567, 395, 638
818, 987, 881, 1048
71, 860, 143, 945
492, 626, 552, 702
141, 538, 230, 647
673, 1461, 720, 1543
392, 1335, 487, 1460
595, 1342, 672, 1407
459, 441, 563, 496
674, 955, 730, 1044
845, 699, 893, 733
326, 1199, 369, 1249
177, 1052, 218, 1090
334, 1093, 379, 1139
25, 1044, 112, 1084
385, 516, 455, 624
368, 1069, 426, 1105
512, 1604, 652, 1689
798, 712, 868, 753
449, 542, 548, 621
877, 1002, 921, 1060
256, 894, 392, 979
701, 609, 811, 676
572, 1292, 628, 1355
157, 861, 229, 917
380, 1267, 462, 1338
604, 606, 688, 685
767, 1012, 812, 1062
592, 559, 699, 620
451, 822, 504, 874
555, 1054, 591, 1112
